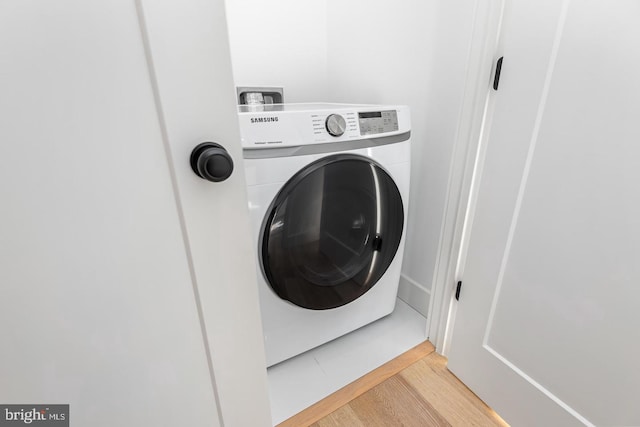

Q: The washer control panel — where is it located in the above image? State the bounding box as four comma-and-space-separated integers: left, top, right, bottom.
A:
238, 104, 409, 149
358, 110, 399, 136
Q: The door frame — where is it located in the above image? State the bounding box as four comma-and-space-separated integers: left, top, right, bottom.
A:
427, 0, 507, 354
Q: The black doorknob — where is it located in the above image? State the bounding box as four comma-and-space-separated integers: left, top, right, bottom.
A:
190, 142, 234, 182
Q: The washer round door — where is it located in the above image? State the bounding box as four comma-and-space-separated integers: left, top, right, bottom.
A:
260, 154, 404, 310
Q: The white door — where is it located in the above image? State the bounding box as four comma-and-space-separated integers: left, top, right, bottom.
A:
0, 1, 271, 426
448, 0, 640, 426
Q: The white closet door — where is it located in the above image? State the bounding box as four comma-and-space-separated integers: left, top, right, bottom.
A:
448, 1, 640, 426
0, 1, 270, 426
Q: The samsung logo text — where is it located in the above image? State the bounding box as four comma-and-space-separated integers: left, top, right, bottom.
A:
250, 116, 279, 124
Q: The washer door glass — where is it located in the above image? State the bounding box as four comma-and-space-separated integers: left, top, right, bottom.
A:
260, 154, 404, 310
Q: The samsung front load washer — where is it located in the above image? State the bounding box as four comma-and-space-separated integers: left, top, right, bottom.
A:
239, 103, 411, 366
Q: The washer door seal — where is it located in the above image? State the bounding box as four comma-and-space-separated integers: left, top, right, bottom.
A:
260, 154, 404, 310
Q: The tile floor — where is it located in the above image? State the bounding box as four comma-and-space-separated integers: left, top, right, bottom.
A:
267, 298, 427, 425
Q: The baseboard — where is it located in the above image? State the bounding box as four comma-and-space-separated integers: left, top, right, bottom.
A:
397, 273, 431, 318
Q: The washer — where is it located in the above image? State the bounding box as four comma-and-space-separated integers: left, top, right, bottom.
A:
239, 103, 411, 367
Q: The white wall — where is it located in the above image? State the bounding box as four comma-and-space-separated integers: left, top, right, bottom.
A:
225, 0, 478, 320
225, 0, 328, 102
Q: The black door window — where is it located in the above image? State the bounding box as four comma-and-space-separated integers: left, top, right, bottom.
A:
260, 154, 404, 310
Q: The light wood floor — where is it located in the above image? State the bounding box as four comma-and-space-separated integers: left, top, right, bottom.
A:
278, 341, 508, 427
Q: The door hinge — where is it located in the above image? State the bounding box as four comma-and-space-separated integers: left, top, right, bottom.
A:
455, 281, 462, 301
493, 56, 504, 91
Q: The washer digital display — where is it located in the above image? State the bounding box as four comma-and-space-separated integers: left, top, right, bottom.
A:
358, 110, 399, 135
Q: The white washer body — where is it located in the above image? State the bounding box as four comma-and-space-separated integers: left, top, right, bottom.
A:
240, 103, 411, 367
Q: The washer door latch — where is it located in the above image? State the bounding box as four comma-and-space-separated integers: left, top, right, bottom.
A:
372, 234, 383, 252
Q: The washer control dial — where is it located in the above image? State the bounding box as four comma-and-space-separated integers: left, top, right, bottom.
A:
325, 114, 347, 137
